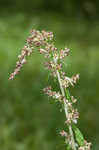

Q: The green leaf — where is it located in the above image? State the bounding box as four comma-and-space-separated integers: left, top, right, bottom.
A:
73, 125, 84, 146
65, 89, 71, 101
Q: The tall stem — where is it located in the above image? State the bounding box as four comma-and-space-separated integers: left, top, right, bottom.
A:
53, 58, 76, 150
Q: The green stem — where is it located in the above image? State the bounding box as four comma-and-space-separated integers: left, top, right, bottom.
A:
65, 89, 71, 101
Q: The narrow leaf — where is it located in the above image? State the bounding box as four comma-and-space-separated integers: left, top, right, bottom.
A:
73, 125, 84, 146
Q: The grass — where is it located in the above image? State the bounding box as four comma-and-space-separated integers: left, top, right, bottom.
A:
0, 12, 99, 150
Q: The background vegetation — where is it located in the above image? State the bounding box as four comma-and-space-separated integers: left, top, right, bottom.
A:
0, 0, 99, 150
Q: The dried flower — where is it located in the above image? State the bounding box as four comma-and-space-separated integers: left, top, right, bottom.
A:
43, 86, 63, 102
59, 48, 70, 59
78, 140, 92, 150
71, 96, 77, 103
60, 130, 68, 137
9, 45, 33, 80
71, 74, 80, 85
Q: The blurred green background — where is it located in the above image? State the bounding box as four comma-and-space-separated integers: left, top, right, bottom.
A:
0, 0, 99, 150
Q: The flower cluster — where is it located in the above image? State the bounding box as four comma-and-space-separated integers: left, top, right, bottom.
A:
9, 45, 33, 80
9, 29, 73, 80
61, 73, 80, 88
78, 140, 91, 150
65, 107, 79, 124
43, 86, 79, 125
44, 61, 62, 72
43, 86, 63, 102
9, 29, 54, 80
9, 29, 91, 150
59, 130, 71, 145
27, 30, 53, 47
60, 130, 68, 137
59, 48, 70, 59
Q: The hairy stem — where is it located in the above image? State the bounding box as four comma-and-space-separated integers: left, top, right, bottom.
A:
53, 58, 76, 150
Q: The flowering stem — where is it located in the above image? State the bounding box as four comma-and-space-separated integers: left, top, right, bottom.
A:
55, 62, 76, 150
9, 29, 91, 150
